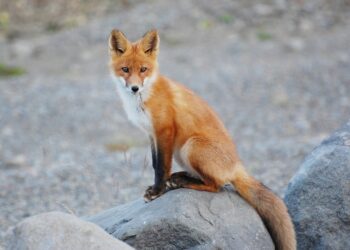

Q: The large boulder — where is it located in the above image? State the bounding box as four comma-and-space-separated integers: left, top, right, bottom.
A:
5, 212, 134, 250
284, 121, 350, 250
86, 187, 274, 249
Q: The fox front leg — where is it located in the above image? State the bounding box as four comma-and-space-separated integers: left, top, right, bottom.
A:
144, 137, 166, 202
144, 133, 173, 202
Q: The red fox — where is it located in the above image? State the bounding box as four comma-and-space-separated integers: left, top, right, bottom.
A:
108, 29, 296, 250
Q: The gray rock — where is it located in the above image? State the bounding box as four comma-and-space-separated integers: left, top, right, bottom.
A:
86, 187, 274, 250
284, 120, 350, 250
5, 212, 134, 250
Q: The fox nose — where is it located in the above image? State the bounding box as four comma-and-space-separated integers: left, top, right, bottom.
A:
131, 85, 139, 93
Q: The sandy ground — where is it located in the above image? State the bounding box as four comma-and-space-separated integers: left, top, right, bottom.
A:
0, 0, 350, 245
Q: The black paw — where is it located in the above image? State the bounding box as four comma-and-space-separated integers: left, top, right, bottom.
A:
143, 185, 165, 202
165, 175, 183, 191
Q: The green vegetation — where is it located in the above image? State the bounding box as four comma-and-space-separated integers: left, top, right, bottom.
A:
162, 35, 183, 46
218, 14, 234, 24
199, 19, 213, 29
0, 12, 9, 31
257, 31, 273, 41
0, 63, 26, 77
45, 21, 62, 32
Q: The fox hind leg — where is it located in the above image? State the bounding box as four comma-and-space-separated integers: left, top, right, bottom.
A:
166, 171, 220, 193
167, 138, 233, 193
166, 171, 202, 189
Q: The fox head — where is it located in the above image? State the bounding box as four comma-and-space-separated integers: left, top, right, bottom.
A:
109, 29, 159, 94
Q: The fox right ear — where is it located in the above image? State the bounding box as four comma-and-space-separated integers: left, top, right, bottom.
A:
109, 29, 129, 55
141, 29, 159, 56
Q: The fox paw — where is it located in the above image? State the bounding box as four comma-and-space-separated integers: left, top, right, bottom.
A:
165, 178, 182, 190
143, 186, 165, 202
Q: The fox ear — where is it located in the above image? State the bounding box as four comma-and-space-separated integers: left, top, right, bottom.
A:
141, 29, 159, 56
109, 29, 129, 55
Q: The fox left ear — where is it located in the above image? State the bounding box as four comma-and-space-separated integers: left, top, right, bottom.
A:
109, 29, 130, 55
141, 29, 159, 56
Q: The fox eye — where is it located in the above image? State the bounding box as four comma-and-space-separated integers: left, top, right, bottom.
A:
121, 67, 129, 73
140, 67, 147, 73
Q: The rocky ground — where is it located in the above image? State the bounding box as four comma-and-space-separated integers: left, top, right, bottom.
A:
1, 0, 350, 246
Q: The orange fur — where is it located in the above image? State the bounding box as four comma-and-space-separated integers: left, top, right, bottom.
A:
109, 29, 296, 250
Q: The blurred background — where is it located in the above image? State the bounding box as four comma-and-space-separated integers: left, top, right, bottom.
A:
0, 0, 350, 245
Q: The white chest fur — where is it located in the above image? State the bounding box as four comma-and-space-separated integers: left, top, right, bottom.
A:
113, 76, 153, 134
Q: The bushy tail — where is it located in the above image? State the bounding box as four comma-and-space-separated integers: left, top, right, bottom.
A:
231, 164, 296, 250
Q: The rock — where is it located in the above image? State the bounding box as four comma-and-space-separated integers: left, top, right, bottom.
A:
285, 37, 305, 52
86, 187, 274, 250
284, 120, 350, 250
11, 41, 35, 58
5, 212, 134, 250
253, 4, 275, 16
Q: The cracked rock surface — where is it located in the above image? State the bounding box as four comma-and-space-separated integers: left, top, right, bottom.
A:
285, 120, 350, 250
86, 187, 274, 250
